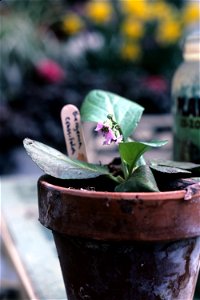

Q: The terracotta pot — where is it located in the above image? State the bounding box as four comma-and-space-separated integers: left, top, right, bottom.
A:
38, 175, 200, 300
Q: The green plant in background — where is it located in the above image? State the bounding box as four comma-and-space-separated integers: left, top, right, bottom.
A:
23, 90, 200, 194
0, 2, 66, 102
1, 0, 63, 25
0, 15, 43, 100
0, 0, 72, 165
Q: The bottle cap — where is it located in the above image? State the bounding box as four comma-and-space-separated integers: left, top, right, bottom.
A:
183, 28, 200, 61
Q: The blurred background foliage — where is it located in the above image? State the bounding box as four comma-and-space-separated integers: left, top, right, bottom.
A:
0, 0, 199, 173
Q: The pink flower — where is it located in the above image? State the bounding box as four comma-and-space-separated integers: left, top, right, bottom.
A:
115, 135, 123, 144
143, 76, 167, 93
95, 118, 123, 145
103, 129, 116, 145
95, 122, 104, 131
36, 59, 65, 83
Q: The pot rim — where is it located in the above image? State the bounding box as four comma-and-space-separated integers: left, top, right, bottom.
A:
40, 176, 188, 201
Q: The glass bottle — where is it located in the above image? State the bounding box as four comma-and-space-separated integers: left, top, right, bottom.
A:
172, 30, 200, 163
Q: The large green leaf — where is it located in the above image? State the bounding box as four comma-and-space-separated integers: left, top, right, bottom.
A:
140, 140, 168, 147
23, 138, 109, 179
150, 160, 200, 175
115, 165, 159, 192
119, 142, 149, 175
150, 165, 191, 174
150, 160, 200, 171
80, 90, 144, 140
119, 140, 168, 175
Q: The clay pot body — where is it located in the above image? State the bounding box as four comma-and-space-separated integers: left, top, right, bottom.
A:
38, 175, 200, 300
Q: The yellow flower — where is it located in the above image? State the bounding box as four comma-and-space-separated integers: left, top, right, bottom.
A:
148, 2, 176, 21
182, 3, 200, 25
156, 19, 182, 45
121, 42, 141, 61
120, 0, 150, 21
85, 1, 112, 23
62, 13, 84, 35
121, 18, 144, 39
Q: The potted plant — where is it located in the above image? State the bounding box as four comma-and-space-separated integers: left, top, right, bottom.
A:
24, 90, 200, 300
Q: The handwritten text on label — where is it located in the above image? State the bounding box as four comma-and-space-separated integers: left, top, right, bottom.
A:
65, 110, 82, 155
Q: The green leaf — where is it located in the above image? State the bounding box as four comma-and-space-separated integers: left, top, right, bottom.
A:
80, 90, 144, 140
150, 160, 200, 176
150, 160, 200, 171
119, 142, 149, 174
150, 165, 191, 174
115, 165, 159, 192
119, 140, 168, 175
140, 140, 168, 147
136, 155, 146, 167
23, 138, 109, 179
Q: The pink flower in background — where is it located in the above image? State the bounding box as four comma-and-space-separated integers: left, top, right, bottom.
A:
143, 76, 167, 92
36, 59, 65, 83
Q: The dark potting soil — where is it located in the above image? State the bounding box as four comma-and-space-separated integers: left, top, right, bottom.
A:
43, 175, 117, 192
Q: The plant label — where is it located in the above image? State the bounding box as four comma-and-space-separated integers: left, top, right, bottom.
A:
61, 104, 88, 162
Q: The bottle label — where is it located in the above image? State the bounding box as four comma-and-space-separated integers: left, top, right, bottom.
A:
179, 116, 200, 130
173, 96, 200, 163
